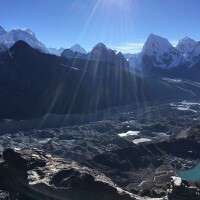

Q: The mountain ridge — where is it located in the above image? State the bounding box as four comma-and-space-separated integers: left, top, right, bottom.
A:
0, 40, 198, 118
1, 25, 200, 80
70, 43, 87, 54
62, 42, 129, 68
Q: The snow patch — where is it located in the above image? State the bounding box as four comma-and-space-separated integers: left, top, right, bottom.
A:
118, 131, 140, 137
176, 106, 197, 113
133, 138, 151, 144
171, 176, 182, 186
162, 78, 182, 83
122, 120, 135, 124
181, 100, 200, 106
156, 132, 169, 137
38, 138, 51, 144
170, 100, 199, 113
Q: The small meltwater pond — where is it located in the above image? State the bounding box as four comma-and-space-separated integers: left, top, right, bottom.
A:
118, 131, 140, 137
178, 163, 200, 180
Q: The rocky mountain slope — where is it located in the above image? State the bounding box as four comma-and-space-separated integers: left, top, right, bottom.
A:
83, 138, 200, 196
0, 96, 199, 199
0, 148, 135, 200
0, 40, 197, 119
62, 42, 129, 68
0, 138, 199, 199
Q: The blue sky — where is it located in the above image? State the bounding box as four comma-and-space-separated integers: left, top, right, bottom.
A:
1, 0, 200, 53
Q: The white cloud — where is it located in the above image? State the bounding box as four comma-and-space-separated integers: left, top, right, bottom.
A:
110, 42, 144, 54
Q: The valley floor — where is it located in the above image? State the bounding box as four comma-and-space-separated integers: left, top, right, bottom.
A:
0, 99, 200, 199
0, 99, 200, 161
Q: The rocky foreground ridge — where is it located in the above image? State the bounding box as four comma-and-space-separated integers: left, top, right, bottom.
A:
83, 138, 200, 198
0, 138, 200, 199
0, 148, 135, 200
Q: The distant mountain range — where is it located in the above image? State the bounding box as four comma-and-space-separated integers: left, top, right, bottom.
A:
0, 26, 87, 56
0, 26, 127, 67
139, 34, 200, 81
1, 25, 200, 80
140, 33, 200, 67
0, 26, 50, 53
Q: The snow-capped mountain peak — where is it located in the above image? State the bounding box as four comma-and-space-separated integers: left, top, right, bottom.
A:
177, 37, 197, 55
141, 34, 173, 56
0, 26, 49, 53
176, 37, 200, 64
178, 37, 196, 44
141, 33, 182, 68
70, 44, 87, 54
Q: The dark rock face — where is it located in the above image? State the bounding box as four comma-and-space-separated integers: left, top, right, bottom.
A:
142, 60, 200, 82
0, 26, 7, 35
168, 176, 200, 200
0, 41, 136, 118
89, 43, 109, 62
187, 124, 200, 142
0, 139, 199, 199
83, 139, 200, 194
0, 148, 135, 200
0, 43, 7, 53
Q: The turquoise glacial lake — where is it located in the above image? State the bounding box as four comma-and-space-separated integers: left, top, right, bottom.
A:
178, 163, 200, 180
